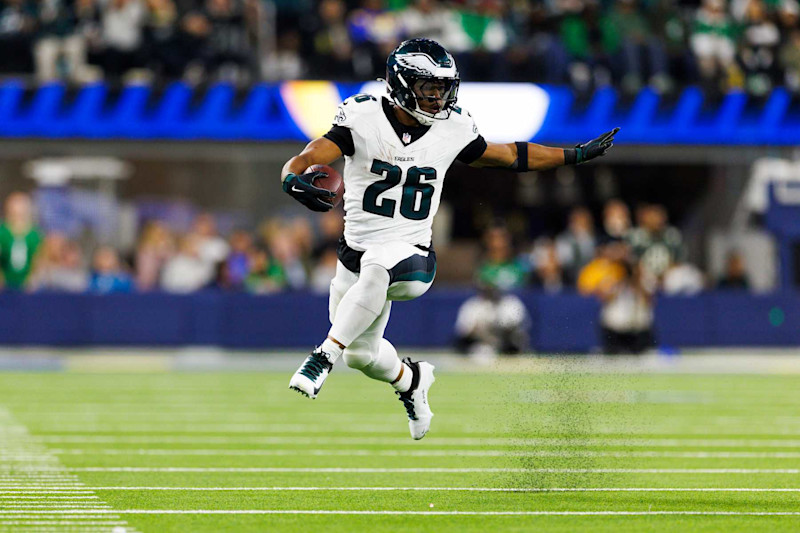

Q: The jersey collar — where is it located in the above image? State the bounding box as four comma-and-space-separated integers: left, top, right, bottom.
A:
381, 98, 431, 147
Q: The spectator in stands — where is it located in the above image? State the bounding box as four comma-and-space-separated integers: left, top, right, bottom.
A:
34, 0, 94, 82
142, 0, 184, 78
199, 0, 253, 82
577, 238, 628, 296
222, 228, 252, 289
454, 280, 530, 358
100, 0, 147, 78
348, 0, 403, 79
600, 0, 669, 93
312, 209, 343, 258
690, 0, 739, 93
0, 192, 43, 291
31, 233, 88, 292
557, 0, 600, 91
556, 206, 596, 283
778, 1, 800, 91
309, 247, 338, 294
449, 0, 509, 81
477, 225, 528, 292
400, 0, 459, 48
89, 245, 133, 293
263, 29, 305, 80
0, 0, 37, 75
628, 203, 682, 287
178, 8, 211, 80
135, 220, 175, 291
739, 0, 781, 96
662, 258, 706, 295
264, 221, 308, 290
529, 237, 566, 293
648, 0, 690, 92
602, 198, 631, 240
75, 0, 103, 67
244, 245, 287, 294
599, 260, 655, 354
305, 0, 354, 79
192, 213, 229, 270
780, 28, 800, 92
160, 233, 214, 292
716, 250, 750, 289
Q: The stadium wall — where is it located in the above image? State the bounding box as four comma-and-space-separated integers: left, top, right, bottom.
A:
1, 291, 795, 351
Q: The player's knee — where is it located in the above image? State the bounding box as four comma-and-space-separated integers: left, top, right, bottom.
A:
342, 343, 374, 370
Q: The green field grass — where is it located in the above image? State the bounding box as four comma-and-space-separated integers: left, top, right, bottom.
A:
1, 357, 800, 532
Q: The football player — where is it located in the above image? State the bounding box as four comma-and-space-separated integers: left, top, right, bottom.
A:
281, 38, 618, 440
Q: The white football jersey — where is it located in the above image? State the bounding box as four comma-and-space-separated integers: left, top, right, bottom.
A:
333, 95, 482, 251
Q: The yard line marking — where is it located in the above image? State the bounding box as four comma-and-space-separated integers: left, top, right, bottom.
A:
11, 486, 800, 493
0, 521, 130, 525
21, 424, 800, 436
42, 448, 800, 459
0, 407, 139, 532
0, 491, 100, 501
34, 435, 800, 448
16, 423, 408, 434
62, 467, 800, 474
3, 510, 800, 516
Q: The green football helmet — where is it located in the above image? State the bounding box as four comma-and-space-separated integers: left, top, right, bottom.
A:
386, 38, 460, 126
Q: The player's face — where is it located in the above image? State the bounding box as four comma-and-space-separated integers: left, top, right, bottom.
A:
413, 79, 446, 115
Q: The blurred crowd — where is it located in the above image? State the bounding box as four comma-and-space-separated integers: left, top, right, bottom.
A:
0, 191, 343, 295
455, 199, 751, 356
0, 0, 798, 95
0, 190, 752, 298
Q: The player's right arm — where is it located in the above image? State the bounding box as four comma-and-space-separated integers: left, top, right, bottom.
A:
280, 137, 343, 212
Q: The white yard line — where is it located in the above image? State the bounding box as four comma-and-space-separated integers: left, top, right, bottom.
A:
2, 486, 799, 493
0, 510, 799, 516
58, 467, 800, 473
0, 407, 138, 531
20, 423, 800, 436
33, 435, 800, 448
40, 448, 800, 459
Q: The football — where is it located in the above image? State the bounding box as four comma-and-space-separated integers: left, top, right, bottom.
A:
306, 164, 344, 207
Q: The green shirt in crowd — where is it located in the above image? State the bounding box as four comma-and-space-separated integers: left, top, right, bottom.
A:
0, 223, 42, 290
477, 260, 528, 292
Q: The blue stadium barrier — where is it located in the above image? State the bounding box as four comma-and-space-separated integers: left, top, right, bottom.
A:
0, 291, 796, 351
0, 80, 798, 145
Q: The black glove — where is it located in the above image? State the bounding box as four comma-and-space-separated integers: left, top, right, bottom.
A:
282, 171, 336, 212
566, 127, 619, 164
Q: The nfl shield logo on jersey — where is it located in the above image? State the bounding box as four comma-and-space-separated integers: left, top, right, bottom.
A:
402, 132, 411, 144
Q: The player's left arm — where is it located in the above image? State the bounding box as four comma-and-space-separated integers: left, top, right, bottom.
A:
471, 128, 620, 171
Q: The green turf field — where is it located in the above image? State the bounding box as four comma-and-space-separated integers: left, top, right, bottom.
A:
1, 358, 800, 532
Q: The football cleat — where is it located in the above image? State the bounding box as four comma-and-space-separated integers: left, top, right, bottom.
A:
289, 347, 333, 399
396, 358, 435, 440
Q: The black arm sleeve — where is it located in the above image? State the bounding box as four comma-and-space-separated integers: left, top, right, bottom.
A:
323, 125, 355, 157
456, 135, 488, 164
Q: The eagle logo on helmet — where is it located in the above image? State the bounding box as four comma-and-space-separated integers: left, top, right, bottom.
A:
395, 52, 455, 77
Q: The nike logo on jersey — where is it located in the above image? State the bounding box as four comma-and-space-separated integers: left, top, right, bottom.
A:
291, 186, 304, 193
